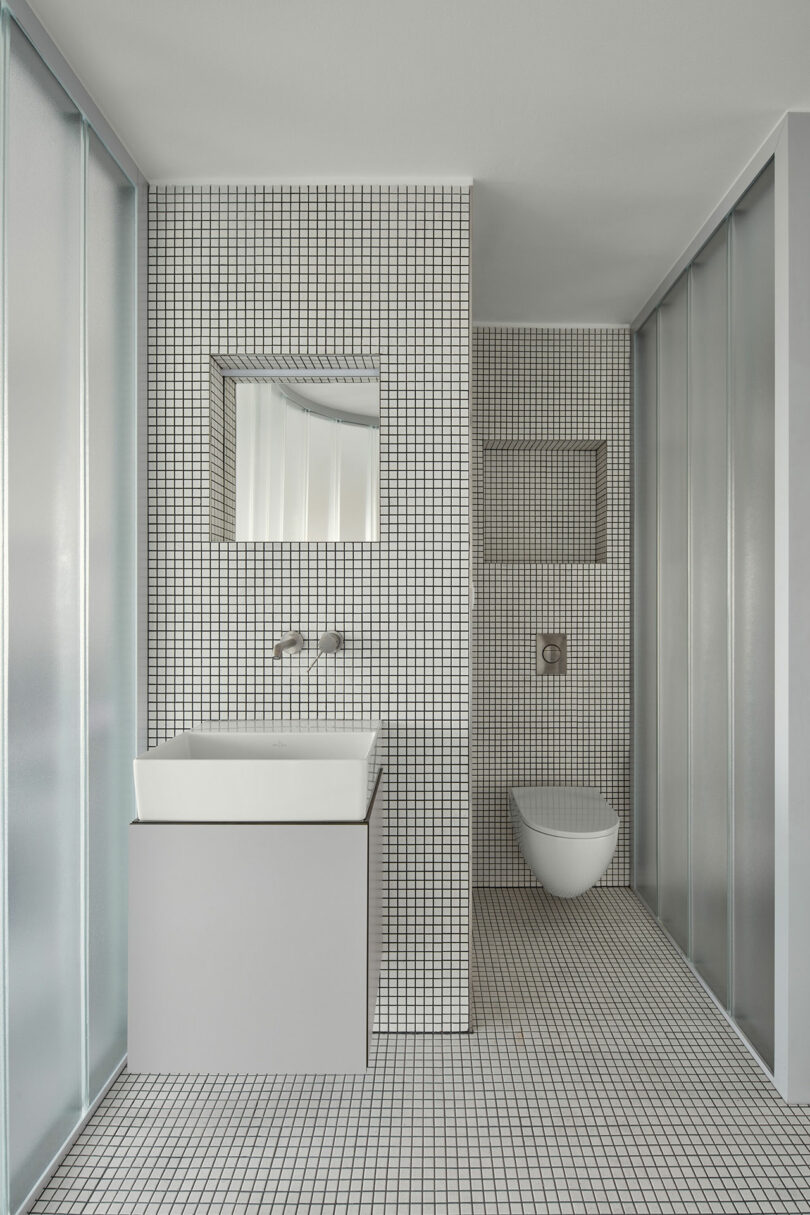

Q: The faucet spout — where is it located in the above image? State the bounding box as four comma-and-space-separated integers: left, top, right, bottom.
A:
272, 631, 304, 660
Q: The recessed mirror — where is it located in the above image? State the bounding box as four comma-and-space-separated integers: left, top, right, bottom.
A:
209, 361, 380, 544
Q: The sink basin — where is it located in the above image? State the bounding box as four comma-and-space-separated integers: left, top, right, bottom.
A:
133, 720, 382, 822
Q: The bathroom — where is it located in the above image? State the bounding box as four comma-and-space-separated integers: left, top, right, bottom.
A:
1, 2, 810, 1213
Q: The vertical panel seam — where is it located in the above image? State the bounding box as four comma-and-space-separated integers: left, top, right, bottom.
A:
79, 116, 89, 1116
726, 214, 736, 1018
686, 266, 693, 962
654, 311, 661, 918
0, 9, 10, 1212
630, 334, 636, 892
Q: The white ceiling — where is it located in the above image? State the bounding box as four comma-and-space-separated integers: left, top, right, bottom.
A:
25, 0, 810, 324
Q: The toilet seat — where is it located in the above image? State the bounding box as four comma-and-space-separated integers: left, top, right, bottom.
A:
510, 786, 618, 839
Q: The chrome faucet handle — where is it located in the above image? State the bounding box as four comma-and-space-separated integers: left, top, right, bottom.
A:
272, 631, 304, 660
307, 631, 343, 673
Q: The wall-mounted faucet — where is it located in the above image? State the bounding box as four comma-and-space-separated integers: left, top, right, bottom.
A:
308, 631, 343, 672
272, 631, 304, 660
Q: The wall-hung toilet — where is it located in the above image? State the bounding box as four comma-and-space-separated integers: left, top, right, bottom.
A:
510, 786, 619, 898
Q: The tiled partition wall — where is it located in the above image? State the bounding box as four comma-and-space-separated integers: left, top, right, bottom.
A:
148, 186, 470, 1031
472, 327, 630, 887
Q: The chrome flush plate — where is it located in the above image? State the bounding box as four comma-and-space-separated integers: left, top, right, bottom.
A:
537, 632, 567, 676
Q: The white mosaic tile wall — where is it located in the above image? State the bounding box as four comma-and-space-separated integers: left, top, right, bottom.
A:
148, 186, 471, 1031
472, 327, 630, 887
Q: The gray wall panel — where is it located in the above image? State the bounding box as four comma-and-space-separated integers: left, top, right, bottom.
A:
730, 166, 775, 1068
633, 315, 658, 912
634, 162, 775, 1072
689, 226, 731, 1006
656, 275, 690, 953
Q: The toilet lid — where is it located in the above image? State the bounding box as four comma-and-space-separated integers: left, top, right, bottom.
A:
510, 786, 618, 839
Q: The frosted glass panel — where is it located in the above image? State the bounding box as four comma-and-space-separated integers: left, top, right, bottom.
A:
730, 165, 775, 1067
689, 226, 730, 1005
656, 274, 689, 952
86, 131, 136, 1097
633, 164, 775, 1068
5, 25, 83, 1210
633, 314, 658, 913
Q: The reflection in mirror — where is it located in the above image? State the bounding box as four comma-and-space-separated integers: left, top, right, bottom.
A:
234, 378, 379, 542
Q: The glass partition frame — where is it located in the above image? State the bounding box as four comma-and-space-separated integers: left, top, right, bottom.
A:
85, 129, 137, 1100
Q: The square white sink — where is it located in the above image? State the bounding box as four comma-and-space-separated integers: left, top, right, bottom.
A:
133, 720, 382, 823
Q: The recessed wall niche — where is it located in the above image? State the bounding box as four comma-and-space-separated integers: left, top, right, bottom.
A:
208, 351, 380, 544
482, 438, 607, 563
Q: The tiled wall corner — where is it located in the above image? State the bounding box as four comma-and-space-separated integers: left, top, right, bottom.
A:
148, 186, 471, 1031
472, 327, 631, 887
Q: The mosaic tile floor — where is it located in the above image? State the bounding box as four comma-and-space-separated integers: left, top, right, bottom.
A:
32, 889, 810, 1214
